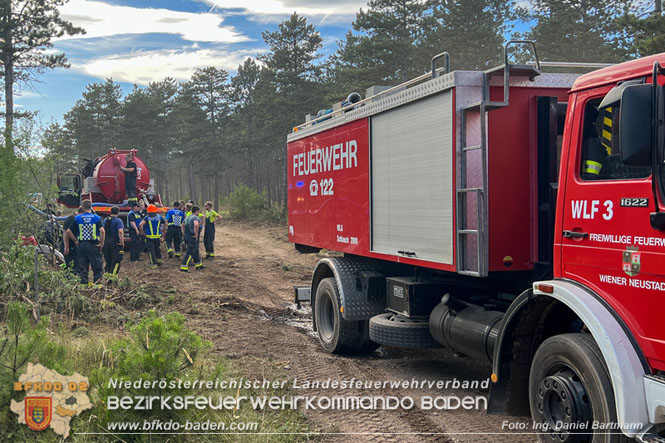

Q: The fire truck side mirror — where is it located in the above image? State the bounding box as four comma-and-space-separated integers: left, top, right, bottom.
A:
619, 84, 658, 167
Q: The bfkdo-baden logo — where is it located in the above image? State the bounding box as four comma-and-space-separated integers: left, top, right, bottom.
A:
25, 397, 52, 431
10, 363, 92, 438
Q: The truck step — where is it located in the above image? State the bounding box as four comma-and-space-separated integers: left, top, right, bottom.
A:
637, 426, 665, 443
484, 64, 541, 79
462, 101, 507, 112
458, 270, 482, 277
483, 101, 509, 111
462, 102, 483, 112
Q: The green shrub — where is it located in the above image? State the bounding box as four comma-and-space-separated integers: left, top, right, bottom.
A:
0, 241, 81, 315
1, 308, 312, 441
86, 310, 310, 441
226, 184, 268, 219
0, 302, 69, 409
91, 310, 214, 424
226, 184, 286, 223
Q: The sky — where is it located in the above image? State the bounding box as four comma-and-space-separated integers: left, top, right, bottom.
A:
14, 0, 370, 125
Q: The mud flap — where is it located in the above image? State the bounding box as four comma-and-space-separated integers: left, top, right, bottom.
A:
311, 257, 387, 322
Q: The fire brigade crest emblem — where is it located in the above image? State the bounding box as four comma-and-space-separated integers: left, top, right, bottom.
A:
25, 397, 52, 431
622, 246, 641, 277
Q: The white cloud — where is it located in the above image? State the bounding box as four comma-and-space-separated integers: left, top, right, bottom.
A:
202, 0, 365, 22
204, 0, 366, 15
14, 90, 45, 100
59, 0, 249, 43
75, 48, 261, 83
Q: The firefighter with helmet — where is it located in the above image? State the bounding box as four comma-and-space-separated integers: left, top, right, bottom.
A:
139, 204, 165, 269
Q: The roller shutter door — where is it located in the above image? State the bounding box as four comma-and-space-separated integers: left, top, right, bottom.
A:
371, 91, 454, 264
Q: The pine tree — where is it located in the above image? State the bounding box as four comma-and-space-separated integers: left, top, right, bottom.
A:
231, 58, 262, 187
261, 13, 323, 127
189, 67, 230, 206
519, 0, 630, 62
425, 0, 513, 70
260, 13, 327, 203
170, 82, 209, 202
619, 1, 665, 57
0, 0, 84, 143
331, 0, 431, 94
63, 79, 122, 162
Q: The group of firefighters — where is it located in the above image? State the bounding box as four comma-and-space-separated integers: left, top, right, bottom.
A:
61, 198, 222, 288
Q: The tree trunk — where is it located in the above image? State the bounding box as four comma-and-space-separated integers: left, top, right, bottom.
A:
178, 160, 184, 198
281, 144, 287, 206
3, 2, 14, 147
214, 174, 220, 208
188, 165, 195, 201
656, 0, 662, 14
162, 166, 169, 204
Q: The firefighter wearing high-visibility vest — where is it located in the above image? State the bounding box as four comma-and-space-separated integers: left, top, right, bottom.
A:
582, 106, 613, 179
140, 204, 165, 269
65, 199, 105, 288
203, 201, 222, 259
165, 201, 185, 258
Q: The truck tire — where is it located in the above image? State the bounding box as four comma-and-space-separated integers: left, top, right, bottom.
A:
369, 313, 441, 349
315, 278, 359, 354
353, 320, 380, 354
529, 333, 629, 443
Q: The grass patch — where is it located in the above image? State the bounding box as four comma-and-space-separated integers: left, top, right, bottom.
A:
1, 309, 312, 442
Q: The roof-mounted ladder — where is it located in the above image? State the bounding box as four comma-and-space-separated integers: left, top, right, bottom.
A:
456, 41, 541, 277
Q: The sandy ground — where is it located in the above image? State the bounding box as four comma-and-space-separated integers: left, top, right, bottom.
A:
122, 222, 534, 442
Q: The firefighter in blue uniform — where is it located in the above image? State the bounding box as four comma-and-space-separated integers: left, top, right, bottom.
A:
65, 199, 105, 288
102, 206, 125, 275
165, 201, 185, 258
180, 206, 204, 272
140, 204, 165, 269
127, 202, 143, 261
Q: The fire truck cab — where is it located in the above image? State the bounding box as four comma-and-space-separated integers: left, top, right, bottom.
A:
288, 43, 665, 441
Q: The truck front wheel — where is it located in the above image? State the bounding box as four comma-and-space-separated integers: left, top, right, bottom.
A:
315, 278, 359, 354
529, 333, 628, 443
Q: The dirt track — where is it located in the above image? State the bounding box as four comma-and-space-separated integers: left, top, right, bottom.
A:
127, 222, 533, 442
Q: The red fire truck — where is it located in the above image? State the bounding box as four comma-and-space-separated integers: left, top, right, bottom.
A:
288, 42, 665, 441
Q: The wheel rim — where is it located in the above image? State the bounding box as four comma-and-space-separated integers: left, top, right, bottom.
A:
387, 314, 427, 324
534, 367, 592, 442
318, 292, 335, 342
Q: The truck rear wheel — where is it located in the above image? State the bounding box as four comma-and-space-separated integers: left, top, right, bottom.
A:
315, 278, 359, 354
529, 333, 628, 443
369, 313, 440, 349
